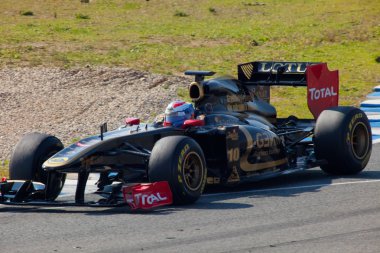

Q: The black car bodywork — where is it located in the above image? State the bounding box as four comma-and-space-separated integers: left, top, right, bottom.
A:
1, 61, 372, 208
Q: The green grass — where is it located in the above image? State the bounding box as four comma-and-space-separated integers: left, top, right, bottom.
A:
0, 160, 9, 178
0, 0, 379, 117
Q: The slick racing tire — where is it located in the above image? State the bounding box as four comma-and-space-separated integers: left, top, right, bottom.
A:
148, 136, 207, 205
9, 132, 66, 200
314, 106, 372, 175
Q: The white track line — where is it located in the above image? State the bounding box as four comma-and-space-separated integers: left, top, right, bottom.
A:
58, 179, 98, 198
203, 179, 380, 197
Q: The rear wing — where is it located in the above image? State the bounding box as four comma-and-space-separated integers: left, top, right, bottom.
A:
238, 61, 317, 86
238, 61, 339, 119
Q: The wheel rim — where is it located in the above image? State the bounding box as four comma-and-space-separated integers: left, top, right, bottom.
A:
351, 122, 370, 160
182, 151, 204, 191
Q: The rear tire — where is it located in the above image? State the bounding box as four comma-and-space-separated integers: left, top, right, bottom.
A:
9, 132, 66, 200
314, 106, 372, 175
148, 136, 207, 205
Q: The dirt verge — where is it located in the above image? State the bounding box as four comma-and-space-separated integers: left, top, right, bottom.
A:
0, 67, 190, 160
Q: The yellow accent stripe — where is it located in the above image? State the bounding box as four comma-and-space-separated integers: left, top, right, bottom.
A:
239, 126, 287, 172
239, 126, 255, 171
241, 158, 288, 172
241, 64, 253, 80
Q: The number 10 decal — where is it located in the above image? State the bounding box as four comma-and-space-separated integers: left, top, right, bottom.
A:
227, 148, 240, 162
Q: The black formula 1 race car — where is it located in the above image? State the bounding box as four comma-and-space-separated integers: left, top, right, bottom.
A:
0, 61, 372, 210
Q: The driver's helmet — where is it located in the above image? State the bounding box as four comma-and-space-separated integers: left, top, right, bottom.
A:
164, 100, 195, 127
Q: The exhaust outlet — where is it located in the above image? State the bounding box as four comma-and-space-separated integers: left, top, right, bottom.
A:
189, 82, 204, 101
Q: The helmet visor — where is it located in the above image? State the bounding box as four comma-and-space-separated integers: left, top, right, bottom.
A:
165, 112, 187, 127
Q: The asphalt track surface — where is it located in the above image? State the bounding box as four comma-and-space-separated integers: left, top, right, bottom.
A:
1, 145, 380, 253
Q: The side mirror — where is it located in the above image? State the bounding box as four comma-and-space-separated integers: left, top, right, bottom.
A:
125, 118, 140, 126
182, 119, 205, 129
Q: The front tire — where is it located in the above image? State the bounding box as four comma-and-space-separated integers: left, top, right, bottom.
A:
148, 136, 207, 205
314, 106, 372, 175
9, 132, 66, 200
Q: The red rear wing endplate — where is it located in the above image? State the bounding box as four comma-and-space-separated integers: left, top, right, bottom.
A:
306, 63, 339, 119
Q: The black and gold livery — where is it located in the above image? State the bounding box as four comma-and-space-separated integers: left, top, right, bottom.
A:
2, 61, 372, 206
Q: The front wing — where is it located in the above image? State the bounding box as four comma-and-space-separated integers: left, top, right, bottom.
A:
0, 178, 173, 210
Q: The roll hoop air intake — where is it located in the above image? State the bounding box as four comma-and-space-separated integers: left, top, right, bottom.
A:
185, 71, 215, 102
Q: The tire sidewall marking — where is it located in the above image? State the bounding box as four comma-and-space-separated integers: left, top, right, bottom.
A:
176, 143, 189, 192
